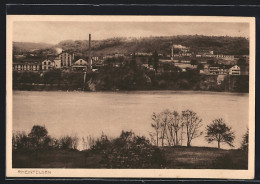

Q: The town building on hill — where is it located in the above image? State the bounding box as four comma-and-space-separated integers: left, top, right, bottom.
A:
13, 62, 41, 71
171, 44, 191, 59
207, 65, 240, 75
58, 51, 75, 67
228, 65, 240, 75
53, 57, 61, 69
216, 54, 235, 61
72, 59, 88, 71
208, 66, 229, 75
42, 59, 54, 71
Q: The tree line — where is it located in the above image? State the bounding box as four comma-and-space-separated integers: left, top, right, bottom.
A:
150, 109, 247, 149
13, 67, 249, 93
12, 126, 166, 168
13, 112, 248, 153
12, 125, 79, 152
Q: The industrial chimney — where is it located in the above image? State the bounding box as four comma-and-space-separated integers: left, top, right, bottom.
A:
171, 44, 174, 60
88, 34, 92, 70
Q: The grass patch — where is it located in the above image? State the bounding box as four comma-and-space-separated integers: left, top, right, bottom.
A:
13, 146, 247, 169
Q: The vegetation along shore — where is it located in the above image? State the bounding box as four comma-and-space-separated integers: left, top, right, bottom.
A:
12, 109, 249, 169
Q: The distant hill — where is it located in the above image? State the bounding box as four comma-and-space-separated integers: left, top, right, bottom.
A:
56, 35, 249, 57
13, 42, 54, 51
13, 35, 249, 57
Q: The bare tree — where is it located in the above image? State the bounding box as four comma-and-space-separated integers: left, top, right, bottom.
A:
151, 109, 183, 147
172, 111, 181, 146
82, 137, 87, 150
86, 135, 96, 149
180, 122, 185, 146
149, 132, 156, 146
71, 135, 79, 150
205, 118, 235, 149
181, 110, 203, 147
159, 109, 173, 146
151, 112, 161, 146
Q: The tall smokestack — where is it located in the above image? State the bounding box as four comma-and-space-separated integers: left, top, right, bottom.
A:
88, 34, 92, 70
171, 45, 174, 60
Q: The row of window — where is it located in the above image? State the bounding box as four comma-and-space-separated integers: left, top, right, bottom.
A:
43, 62, 51, 65
13, 65, 39, 67
14, 68, 39, 71
43, 66, 51, 70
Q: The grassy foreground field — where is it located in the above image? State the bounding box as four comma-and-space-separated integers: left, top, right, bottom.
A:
13, 146, 248, 169
162, 146, 248, 169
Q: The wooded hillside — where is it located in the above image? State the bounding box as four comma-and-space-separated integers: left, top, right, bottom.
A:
13, 35, 249, 57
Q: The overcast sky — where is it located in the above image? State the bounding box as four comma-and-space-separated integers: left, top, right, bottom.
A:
13, 21, 249, 44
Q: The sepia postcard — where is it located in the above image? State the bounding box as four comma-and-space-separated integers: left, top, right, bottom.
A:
6, 15, 255, 179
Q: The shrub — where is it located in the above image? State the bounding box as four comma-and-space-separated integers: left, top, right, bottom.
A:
240, 128, 249, 151
92, 131, 166, 168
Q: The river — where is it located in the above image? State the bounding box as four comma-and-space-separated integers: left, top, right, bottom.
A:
12, 90, 249, 149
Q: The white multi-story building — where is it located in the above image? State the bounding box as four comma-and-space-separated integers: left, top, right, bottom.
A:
216, 54, 235, 61
53, 57, 61, 68
58, 51, 74, 67
72, 59, 88, 71
229, 65, 240, 75
13, 62, 41, 71
42, 59, 54, 70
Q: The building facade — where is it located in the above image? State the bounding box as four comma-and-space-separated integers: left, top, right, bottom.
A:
229, 65, 240, 75
72, 59, 88, 71
216, 54, 235, 61
13, 62, 41, 71
58, 52, 74, 67
42, 59, 54, 71
53, 57, 61, 68
209, 66, 228, 75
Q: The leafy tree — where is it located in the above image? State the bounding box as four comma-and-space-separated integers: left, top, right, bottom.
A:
197, 63, 204, 70
240, 128, 249, 151
181, 110, 203, 147
59, 135, 79, 150
95, 130, 166, 168
162, 63, 177, 72
28, 125, 48, 159
43, 70, 62, 84
148, 57, 153, 68
12, 131, 29, 150
190, 59, 198, 66
237, 58, 246, 66
28, 125, 48, 149
207, 60, 215, 65
205, 118, 235, 149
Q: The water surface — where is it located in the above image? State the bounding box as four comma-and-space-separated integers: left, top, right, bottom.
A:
13, 91, 249, 149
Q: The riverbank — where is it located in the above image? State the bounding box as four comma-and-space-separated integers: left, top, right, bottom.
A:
13, 68, 249, 93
